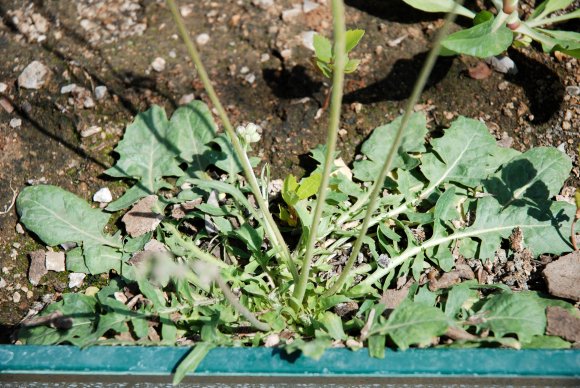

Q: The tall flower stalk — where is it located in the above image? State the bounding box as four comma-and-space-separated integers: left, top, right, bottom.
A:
166, 0, 297, 281
292, 0, 347, 307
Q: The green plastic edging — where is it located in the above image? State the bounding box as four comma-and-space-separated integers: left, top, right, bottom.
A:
0, 346, 579, 377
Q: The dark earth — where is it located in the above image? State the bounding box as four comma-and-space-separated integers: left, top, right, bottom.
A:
0, 0, 578, 343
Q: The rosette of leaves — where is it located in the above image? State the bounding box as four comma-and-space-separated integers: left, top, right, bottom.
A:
15, 104, 580, 378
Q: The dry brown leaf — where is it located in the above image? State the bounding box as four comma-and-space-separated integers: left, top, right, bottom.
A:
380, 279, 413, 309
546, 306, 580, 343
429, 264, 474, 291
445, 326, 478, 341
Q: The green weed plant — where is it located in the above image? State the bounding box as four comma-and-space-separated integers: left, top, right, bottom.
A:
15, 0, 579, 384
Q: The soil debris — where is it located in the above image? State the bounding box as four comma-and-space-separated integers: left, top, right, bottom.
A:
429, 264, 475, 291
7, 7, 49, 43
543, 252, 580, 302
76, 0, 147, 45
467, 62, 492, 80
196, 33, 210, 46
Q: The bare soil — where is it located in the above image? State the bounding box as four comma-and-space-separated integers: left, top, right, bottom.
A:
0, 0, 578, 342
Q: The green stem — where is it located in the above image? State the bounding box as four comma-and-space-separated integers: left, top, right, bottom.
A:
292, 0, 346, 307
323, 2, 463, 297
165, 0, 297, 281
491, 10, 510, 32
526, 11, 580, 28
215, 275, 271, 332
163, 223, 229, 269
515, 23, 557, 47
359, 222, 551, 288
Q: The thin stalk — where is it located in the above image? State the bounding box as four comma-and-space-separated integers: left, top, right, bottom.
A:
215, 275, 270, 332
166, 0, 297, 281
526, 11, 580, 28
324, 3, 463, 297
163, 223, 230, 269
292, 0, 346, 307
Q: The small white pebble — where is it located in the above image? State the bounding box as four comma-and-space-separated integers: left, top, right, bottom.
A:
303, 0, 319, 13
0, 278, 6, 288
196, 33, 210, 45
0, 82, 7, 93
83, 97, 95, 109
151, 57, 166, 72
94, 85, 107, 100
9, 118, 22, 128
260, 53, 270, 62
169, 50, 177, 59
180, 5, 193, 17
557, 143, 566, 153
178, 93, 195, 105
15, 223, 24, 234
301, 31, 316, 51
13, 292, 21, 303
486, 56, 517, 74
264, 333, 280, 347
93, 187, 113, 203
81, 125, 102, 138
27, 290, 34, 299
565, 85, 579, 96
45, 251, 65, 272
60, 83, 77, 94
240, 66, 250, 74
68, 273, 86, 288
244, 73, 256, 84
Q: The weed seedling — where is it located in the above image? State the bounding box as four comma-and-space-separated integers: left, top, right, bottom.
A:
313, 28, 364, 112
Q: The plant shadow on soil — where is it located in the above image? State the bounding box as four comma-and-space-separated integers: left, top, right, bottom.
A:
263, 64, 323, 100
344, 52, 454, 103
345, 0, 450, 24
505, 49, 565, 124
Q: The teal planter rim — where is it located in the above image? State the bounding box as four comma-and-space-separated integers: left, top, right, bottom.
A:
1, 345, 579, 377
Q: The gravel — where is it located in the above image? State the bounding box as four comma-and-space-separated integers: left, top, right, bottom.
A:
18, 61, 50, 89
